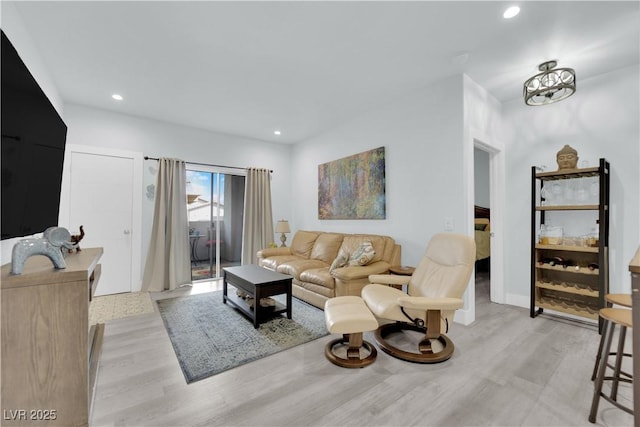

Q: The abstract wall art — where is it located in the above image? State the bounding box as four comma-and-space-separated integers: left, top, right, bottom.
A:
318, 147, 386, 219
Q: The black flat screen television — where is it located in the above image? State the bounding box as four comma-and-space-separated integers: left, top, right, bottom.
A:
1, 30, 68, 240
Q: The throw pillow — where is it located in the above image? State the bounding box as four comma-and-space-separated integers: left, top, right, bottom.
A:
348, 241, 376, 266
330, 253, 349, 272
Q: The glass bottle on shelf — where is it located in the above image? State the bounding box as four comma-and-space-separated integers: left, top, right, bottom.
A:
539, 225, 547, 244
590, 177, 599, 204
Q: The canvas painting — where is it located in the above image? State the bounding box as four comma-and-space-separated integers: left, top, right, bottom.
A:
318, 147, 386, 219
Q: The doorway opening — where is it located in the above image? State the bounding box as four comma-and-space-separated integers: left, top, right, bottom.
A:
186, 169, 245, 281
471, 136, 505, 309
474, 147, 491, 305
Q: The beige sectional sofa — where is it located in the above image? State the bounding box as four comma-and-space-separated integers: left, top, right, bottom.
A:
257, 230, 401, 309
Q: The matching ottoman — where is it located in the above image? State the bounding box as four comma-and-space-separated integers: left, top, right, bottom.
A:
324, 296, 378, 368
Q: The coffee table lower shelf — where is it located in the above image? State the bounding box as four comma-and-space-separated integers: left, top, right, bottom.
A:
224, 287, 288, 323
222, 265, 293, 328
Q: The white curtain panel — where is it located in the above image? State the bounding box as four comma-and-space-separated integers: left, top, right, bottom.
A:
142, 158, 191, 291
241, 168, 274, 265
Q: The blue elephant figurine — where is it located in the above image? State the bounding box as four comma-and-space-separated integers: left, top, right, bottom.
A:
11, 227, 78, 275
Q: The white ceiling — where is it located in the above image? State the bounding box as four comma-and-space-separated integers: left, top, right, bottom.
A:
11, 1, 640, 144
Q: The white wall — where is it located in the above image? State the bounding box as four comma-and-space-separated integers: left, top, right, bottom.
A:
502, 64, 640, 303
62, 104, 293, 281
291, 75, 465, 268
463, 74, 503, 141
462, 75, 505, 232
0, 3, 63, 115
4, 0, 636, 314
0, 4, 66, 264
462, 74, 505, 310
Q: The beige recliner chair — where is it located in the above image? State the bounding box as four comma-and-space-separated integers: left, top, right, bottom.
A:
361, 233, 475, 363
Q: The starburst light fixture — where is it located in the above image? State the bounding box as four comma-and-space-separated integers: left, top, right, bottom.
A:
523, 60, 576, 106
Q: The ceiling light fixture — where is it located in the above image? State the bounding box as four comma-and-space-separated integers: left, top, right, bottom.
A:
274, 130, 281, 135
503, 6, 520, 19
112, 94, 123, 101
523, 60, 576, 106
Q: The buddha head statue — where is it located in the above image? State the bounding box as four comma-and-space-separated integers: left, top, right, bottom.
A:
556, 145, 579, 170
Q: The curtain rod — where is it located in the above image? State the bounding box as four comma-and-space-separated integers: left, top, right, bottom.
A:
144, 156, 272, 173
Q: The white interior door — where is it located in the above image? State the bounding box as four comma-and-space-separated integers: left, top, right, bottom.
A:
66, 150, 136, 295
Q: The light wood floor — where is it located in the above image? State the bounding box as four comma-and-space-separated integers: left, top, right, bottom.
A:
90, 272, 633, 426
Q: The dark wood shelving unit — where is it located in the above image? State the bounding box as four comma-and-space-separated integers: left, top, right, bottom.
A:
530, 159, 610, 331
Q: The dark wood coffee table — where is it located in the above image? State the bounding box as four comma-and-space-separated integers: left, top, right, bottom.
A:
222, 265, 293, 328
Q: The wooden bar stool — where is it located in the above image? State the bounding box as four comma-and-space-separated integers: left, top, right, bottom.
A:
589, 307, 633, 423
591, 294, 632, 381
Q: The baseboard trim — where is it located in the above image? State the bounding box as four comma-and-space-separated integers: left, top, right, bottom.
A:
505, 293, 529, 309
454, 308, 474, 326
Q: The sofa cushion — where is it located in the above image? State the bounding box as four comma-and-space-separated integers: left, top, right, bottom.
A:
277, 259, 328, 280
310, 233, 344, 264
300, 267, 335, 289
261, 255, 301, 271
290, 231, 320, 258
294, 280, 334, 299
348, 240, 376, 266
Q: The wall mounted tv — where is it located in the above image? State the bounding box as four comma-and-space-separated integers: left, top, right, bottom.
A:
1, 30, 68, 240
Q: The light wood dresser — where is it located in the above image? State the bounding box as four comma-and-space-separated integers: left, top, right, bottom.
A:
1, 247, 103, 427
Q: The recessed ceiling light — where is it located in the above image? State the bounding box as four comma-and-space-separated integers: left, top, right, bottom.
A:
503, 6, 520, 19
112, 94, 123, 101
274, 130, 281, 135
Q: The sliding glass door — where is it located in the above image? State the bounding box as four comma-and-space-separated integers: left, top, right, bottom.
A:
186, 168, 245, 281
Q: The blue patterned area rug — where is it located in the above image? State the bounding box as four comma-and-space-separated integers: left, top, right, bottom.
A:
157, 291, 328, 383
